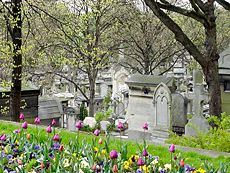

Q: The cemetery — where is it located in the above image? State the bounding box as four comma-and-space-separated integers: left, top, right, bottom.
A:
0, 0, 230, 172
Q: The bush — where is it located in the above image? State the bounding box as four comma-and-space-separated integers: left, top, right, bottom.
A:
167, 113, 230, 152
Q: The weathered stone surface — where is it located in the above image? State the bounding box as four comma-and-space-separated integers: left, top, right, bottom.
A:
63, 107, 79, 131
100, 120, 111, 131
83, 117, 97, 128
185, 116, 211, 137
171, 93, 187, 134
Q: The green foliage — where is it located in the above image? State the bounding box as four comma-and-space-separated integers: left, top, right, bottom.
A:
0, 121, 229, 170
103, 92, 112, 110
208, 112, 230, 130
95, 109, 112, 123
167, 113, 230, 152
79, 103, 88, 121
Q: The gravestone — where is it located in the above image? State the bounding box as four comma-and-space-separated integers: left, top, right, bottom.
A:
152, 83, 172, 138
171, 93, 188, 134
63, 107, 80, 131
126, 74, 176, 140
185, 69, 210, 136
100, 120, 111, 131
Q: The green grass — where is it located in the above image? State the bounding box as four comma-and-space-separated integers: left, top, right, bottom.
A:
0, 121, 229, 171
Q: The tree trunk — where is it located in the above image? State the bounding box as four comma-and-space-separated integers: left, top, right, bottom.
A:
9, 0, 22, 122
88, 78, 95, 117
202, 60, 221, 116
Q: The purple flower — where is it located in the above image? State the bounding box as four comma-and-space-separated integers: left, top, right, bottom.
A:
117, 121, 124, 130
53, 134, 60, 141
46, 125, 52, 133
143, 148, 148, 157
93, 129, 100, 136
0, 134, 6, 141
34, 117, 41, 125
22, 121, 28, 129
19, 113, 25, 120
34, 145, 40, 150
169, 144, 175, 153
136, 169, 143, 173
143, 122, 148, 130
13, 129, 21, 134
110, 150, 118, 159
137, 157, 145, 166
75, 121, 83, 130
51, 119, 56, 126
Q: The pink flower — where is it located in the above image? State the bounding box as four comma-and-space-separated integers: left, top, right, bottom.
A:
34, 117, 41, 125
143, 122, 148, 130
137, 158, 145, 166
0, 134, 6, 141
75, 121, 83, 130
112, 164, 118, 172
93, 129, 100, 136
53, 134, 60, 141
117, 121, 124, 130
19, 113, 25, 120
169, 144, 175, 153
51, 119, 56, 126
98, 138, 103, 144
143, 148, 148, 157
110, 150, 118, 159
22, 121, 28, 129
46, 125, 52, 133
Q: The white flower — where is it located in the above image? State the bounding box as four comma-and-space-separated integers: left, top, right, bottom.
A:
64, 159, 70, 167
164, 163, 172, 170
151, 159, 158, 165
80, 158, 89, 168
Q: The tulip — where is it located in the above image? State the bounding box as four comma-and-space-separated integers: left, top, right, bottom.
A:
17, 159, 23, 165
112, 164, 118, 172
26, 134, 31, 140
53, 134, 60, 141
34, 117, 41, 125
0, 134, 6, 141
22, 121, 28, 129
59, 144, 64, 152
169, 144, 175, 153
143, 122, 148, 130
51, 119, 56, 126
92, 164, 97, 171
98, 138, 103, 144
46, 125, 52, 133
19, 113, 25, 120
75, 121, 83, 130
137, 157, 145, 166
180, 159, 185, 167
143, 148, 148, 157
93, 129, 100, 136
117, 121, 124, 130
110, 150, 118, 159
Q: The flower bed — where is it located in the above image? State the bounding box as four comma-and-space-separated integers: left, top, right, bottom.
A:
0, 115, 229, 172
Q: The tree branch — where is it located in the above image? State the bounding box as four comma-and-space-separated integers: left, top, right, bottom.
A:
156, 2, 205, 24
216, 0, 230, 11
144, 0, 205, 67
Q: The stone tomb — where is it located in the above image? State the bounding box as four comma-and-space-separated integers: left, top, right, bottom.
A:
126, 74, 187, 140
0, 87, 40, 121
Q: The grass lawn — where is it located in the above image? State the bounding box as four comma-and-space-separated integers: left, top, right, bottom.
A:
0, 121, 229, 172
